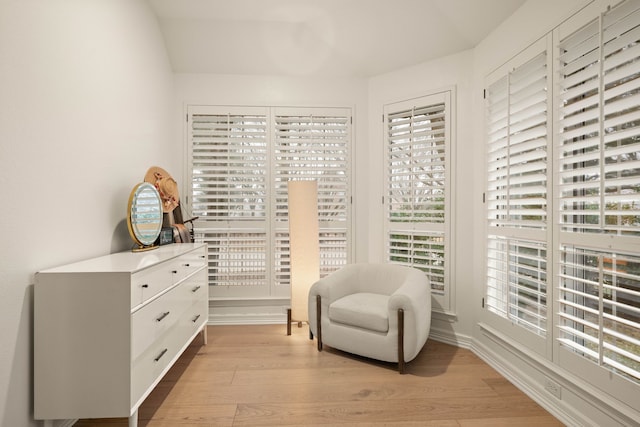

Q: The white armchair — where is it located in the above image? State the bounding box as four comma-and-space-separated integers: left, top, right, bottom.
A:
308, 263, 431, 373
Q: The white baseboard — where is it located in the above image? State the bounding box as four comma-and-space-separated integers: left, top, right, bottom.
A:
471, 323, 639, 427
428, 324, 472, 349
208, 299, 290, 326
471, 332, 585, 426
208, 314, 286, 325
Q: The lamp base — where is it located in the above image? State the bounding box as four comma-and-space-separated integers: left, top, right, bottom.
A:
286, 308, 310, 337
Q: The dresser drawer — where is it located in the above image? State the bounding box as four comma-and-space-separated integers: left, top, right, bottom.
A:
131, 331, 179, 406
171, 248, 207, 283
130, 246, 207, 309
181, 269, 207, 303
131, 300, 206, 406
181, 296, 208, 336
131, 264, 174, 309
131, 282, 192, 360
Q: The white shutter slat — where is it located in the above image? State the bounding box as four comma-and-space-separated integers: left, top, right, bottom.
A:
604, 24, 640, 65
603, 91, 640, 122
603, 0, 640, 46
559, 17, 599, 58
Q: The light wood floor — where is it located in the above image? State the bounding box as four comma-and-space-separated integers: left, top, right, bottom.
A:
76, 324, 563, 426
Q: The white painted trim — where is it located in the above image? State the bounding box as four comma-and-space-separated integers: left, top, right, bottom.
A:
473, 323, 640, 427
473, 327, 585, 426
208, 313, 287, 325
428, 328, 472, 350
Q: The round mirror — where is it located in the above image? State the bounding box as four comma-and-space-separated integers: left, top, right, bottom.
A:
127, 182, 163, 251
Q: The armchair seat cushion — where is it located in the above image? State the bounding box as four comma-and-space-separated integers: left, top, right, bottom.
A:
329, 293, 389, 333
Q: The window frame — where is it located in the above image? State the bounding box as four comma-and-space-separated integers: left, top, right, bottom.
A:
383, 89, 455, 314
552, 0, 640, 403
482, 0, 640, 407
482, 35, 553, 357
186, 104, 353, 300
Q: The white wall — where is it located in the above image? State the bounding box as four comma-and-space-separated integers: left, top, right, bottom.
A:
0, 0, 175, 425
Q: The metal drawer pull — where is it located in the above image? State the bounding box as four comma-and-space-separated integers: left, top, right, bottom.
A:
171, 270, 178, 274
154, 348, 168, 362
156, 311, 170, 322
183, 263, 190, 267
142, 284, 149, 288
192, 285, 201, 293
192, 314, 201, 323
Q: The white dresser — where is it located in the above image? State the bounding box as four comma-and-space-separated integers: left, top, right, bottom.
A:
34, 243, 208, 427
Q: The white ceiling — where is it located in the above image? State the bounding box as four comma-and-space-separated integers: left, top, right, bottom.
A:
147, 0, 526, 77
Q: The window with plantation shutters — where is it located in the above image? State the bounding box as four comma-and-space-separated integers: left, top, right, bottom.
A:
485, 37, 551, 339
481, 0, 640, 405
273, 109, 350, 282
557, 1, 640, 236
556, 0, 640, 385
486, 236, 547, 335
487, 52, 549, 230
384, 91, 452, 306
187, 105, 351, 299
189, 107, 269, 292
558, 247, 640, 383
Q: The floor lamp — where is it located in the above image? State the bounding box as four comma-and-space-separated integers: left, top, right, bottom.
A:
287, 180, 320, 335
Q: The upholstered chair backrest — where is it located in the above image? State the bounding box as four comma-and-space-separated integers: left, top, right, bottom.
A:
352, 263, 415, 295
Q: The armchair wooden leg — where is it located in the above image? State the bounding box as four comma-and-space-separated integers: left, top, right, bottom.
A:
398, 308, 405, 374
316, 294, 323, 351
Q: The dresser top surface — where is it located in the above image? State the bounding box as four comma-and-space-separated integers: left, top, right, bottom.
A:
37, 243, 207, 275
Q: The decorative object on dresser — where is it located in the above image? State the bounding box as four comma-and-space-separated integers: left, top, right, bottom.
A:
34, 243, 208, 427
126, 181, 163, 252
144, 166, 198, 244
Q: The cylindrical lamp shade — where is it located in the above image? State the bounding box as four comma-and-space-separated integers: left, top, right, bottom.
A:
288, 180, 320, 322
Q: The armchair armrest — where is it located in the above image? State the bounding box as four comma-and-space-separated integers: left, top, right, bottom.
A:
388, 270, 431, 314
308, 264, 361, 339
388, 269, 432, 360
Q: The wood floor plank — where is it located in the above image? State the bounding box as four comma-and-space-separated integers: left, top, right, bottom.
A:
75, 325, 562, 426
232, 395, 556, 426
457, 415, 564, 427
152, 374, 500, 407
